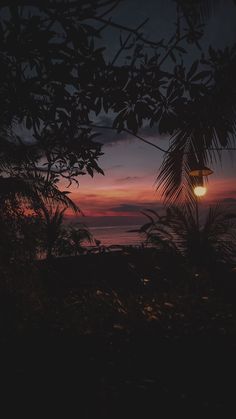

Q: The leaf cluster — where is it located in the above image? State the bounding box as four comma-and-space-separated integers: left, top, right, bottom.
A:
139, 205, 236, 271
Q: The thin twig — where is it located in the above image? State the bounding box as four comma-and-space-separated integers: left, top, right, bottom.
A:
97, 0, 121, 19
180, 5, 202, 50
93, 16, 163, 48
158, 34, 187, 67
111, 18, 149, 66
111, 32, 133, 66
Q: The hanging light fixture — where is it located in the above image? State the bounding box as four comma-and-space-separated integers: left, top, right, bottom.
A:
189, 164, 213, 177
189, 163, 214, 197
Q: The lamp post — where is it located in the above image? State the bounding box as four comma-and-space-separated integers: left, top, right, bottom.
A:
189, 164, 214, 229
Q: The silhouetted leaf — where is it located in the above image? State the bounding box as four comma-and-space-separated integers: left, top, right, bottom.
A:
187, 60, 199, 80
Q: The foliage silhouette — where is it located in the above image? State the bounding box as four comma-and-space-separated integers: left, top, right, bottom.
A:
55, 222, 94, 257
0, 172, 79, 262
0, 206, 42, 264
32, 198, 93, 259
0, 5, 236, 412
37, 204, 67, 260
138, 204, 236, 273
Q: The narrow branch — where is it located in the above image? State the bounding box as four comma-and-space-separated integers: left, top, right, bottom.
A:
98, 0, 121, 18
124, 128, 169, 153
158, 34, 187, 67
86, 124, 170, 153
111, 18, 149, 66
182, 9, 202, 50
93, 16, 163, 48
111, 32, 133, 66
96, 0, 120, 9
95, 20, 112, 35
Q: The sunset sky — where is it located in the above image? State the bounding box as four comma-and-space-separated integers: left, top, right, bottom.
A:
64, 0, 236, 225
65, 132, 236, 224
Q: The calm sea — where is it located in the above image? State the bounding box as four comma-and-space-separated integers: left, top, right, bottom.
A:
90, 225, 143, 247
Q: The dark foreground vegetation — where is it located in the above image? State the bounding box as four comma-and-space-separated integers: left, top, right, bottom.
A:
1, 247, 236, 418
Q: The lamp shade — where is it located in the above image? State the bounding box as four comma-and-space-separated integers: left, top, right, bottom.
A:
189, 164, 213, 177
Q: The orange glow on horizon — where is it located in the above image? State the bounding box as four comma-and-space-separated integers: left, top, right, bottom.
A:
62, 175, 236, 218
65, 186, 161, 217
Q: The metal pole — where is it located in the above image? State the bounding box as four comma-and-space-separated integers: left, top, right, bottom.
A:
195, 196, 199, 231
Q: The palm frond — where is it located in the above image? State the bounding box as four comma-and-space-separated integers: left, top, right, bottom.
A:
156, 130, 199, 205
24, 172, 80, 214
178, 0, 221, 23
0, 172, 80, 220
156, 60, 236, 205
70, 223, 94, 244
139, 203, 236, 268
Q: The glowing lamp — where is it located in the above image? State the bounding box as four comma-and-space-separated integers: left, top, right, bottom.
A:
193, 185, 207, 197
189, 163, 213, 198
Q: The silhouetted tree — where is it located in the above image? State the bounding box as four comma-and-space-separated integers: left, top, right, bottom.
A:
39, 205, 67, 259
0, 171, 79, 262
34, 198, 79, 259
55, 223, 94, 257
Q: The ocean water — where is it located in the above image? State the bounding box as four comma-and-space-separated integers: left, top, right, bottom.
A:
89, 225, 143, 247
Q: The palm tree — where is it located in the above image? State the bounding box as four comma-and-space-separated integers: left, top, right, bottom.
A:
0, 172, 80, 260
35, 193, 82, 259
176, 0, 236, 25
67, 223, 94, 256
155, 1, 236, 205
54, 223, 94, 257
39, 205, 66, 260
139, 204, 236, 272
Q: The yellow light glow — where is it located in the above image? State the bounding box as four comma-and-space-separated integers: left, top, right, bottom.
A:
194, 186, 207, 197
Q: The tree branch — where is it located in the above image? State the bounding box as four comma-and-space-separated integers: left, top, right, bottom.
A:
97, 0, 121, 18
93, 16, 164, 48
158, 34, 187, 67
111, 18, 149, 66
86, 124, 170, 153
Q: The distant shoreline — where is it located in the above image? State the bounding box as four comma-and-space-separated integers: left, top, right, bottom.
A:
85, 224, 143, 247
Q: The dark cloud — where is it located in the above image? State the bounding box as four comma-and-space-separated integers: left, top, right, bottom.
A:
109, 202, 162, 213
221, 197, 236, 203
104, 164, 124, 170
218, 197, 236, 210
139, 125, 167, 140
94, 115, 165, 147
79, 215, 147, 227
115, 176, 142, 183
110, 204, 142, 213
